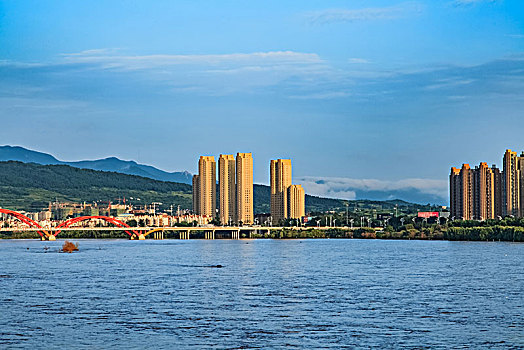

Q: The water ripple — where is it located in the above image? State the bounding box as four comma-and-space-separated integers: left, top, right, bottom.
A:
0, 239, 522, 349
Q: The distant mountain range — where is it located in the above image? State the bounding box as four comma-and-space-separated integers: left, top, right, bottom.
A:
0, 145, 192, 184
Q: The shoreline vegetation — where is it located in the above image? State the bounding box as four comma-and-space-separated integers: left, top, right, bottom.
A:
2, 223, 523, 242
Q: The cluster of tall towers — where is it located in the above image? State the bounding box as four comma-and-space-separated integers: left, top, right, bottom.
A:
192, 154, 306, 226
193, 153, 253, 225
270, 159, 305, 224
450, 149, 524, 220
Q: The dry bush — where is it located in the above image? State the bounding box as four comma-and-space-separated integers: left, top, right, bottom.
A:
361, 231, 377, 239
61, 241, 79, 253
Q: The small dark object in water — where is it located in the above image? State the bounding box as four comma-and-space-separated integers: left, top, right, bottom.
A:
205, 265, 223, 268
0, 274, 11, 278
26, 248, 29, 250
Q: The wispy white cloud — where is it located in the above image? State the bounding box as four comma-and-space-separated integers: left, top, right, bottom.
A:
348, 58, 370, 64
424, 78, 475, 90
288, 91, 352, 99
0, 97, 88, 111
298, 176, 448, 203
52, 49, 331, 95
2, 50, 524, 104
62, 50, 323, 70
0, 60, 47, 68
453, 0, 499, 6
305, 2, 423, 25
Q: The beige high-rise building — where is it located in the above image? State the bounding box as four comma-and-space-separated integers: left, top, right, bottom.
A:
450, 162, 501, 220
472, 162, 495, 220
270, 159, 292, 223
270, 159, 306, 224
287, 184, 305, 219
450, 164, 473, 220
219, 154, 236, 225
492, 165, 503, 218
192, 174, 200, 214
518, 152, 524, 218
451, 149, 524, 220
197, 156, 216, 217
449, 167, 462, 219
503, 149, 520, 217
236, 153, 253, 225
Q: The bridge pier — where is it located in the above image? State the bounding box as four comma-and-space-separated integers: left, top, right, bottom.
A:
153, 231, 164, 240
204, 231, 215, 240
179, 230, 190, 240
41, 234, 56, 241
231, 230, 240, 239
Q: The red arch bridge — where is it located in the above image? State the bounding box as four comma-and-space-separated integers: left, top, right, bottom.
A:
0, 208, 319, 240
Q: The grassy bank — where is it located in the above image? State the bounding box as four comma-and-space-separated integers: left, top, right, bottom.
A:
2, 225, 523, 242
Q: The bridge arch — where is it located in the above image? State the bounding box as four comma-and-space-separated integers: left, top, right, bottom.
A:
0, 208, 48, 237
54, 216, 139, 237
142, 227, 165, 238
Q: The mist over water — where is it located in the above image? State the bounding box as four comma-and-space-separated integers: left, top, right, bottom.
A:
0, 239, 522, 349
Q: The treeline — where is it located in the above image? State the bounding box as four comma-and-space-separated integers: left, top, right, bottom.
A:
2, 225, 523, 241
448, 217, 524, 228
444, 226, 524, 241
250, 225, 524, 242
375, 224, 523, 242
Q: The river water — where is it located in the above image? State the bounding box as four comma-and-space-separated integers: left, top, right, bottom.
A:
0, 239, 522, 349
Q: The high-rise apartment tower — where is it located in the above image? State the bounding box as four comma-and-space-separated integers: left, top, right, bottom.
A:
472, 162, 495, 220
193, 156, 216, 217
520, 153, 524, 217
288, 185, 306, 219
492, 165, 503, 218
219, 154, 236, 225
270, 159, 292, 223
236, 153, 253, 225
192, 174, 200, 214
451, 149, 524, 220
270, 159, 305, 224
450, 164, 472, 220
451, 162, 503, 220
503, 149, 521, 217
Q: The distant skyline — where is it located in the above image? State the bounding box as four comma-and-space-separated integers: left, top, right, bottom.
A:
1, 0, 523, 204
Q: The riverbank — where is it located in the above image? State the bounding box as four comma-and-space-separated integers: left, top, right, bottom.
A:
1, 225, 523, 242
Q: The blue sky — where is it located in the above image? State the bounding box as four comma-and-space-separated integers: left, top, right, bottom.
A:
1, 0, 523, 203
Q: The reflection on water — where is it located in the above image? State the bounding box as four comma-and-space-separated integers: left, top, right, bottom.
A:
0, 239, 522, 349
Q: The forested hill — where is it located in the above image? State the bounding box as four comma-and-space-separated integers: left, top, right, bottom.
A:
0, 161, 192, 212
0, 161, 428, 214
